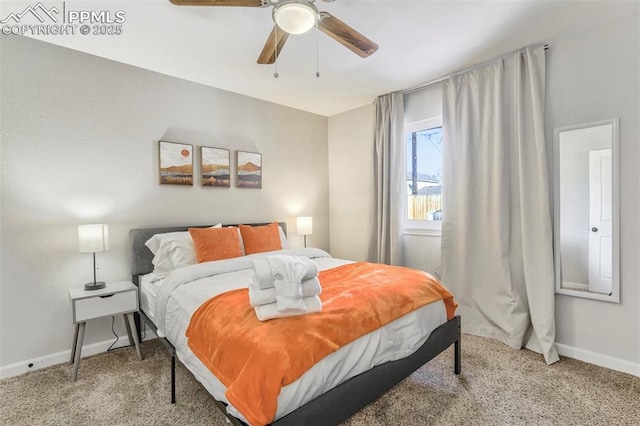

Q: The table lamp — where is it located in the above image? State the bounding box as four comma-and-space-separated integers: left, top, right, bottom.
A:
296, 216, 312, 248
78, 224, 109, 290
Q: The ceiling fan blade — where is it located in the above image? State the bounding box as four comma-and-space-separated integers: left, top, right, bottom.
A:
257, 26, 290, 64
317, 12, 378, 58
169, 0, 263, 6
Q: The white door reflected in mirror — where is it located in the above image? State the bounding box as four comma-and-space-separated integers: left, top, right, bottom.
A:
554, 119, 619, 303
588, 149, 612, 294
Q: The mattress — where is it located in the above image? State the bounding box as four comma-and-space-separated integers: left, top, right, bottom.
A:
138, 272, 161, 324
151, 250, 448, 423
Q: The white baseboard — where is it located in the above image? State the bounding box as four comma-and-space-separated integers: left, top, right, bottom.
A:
556, 343, 640, 377
0, 334, 155, 380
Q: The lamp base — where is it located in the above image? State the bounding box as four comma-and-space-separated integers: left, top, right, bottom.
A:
84, 281, 106, 291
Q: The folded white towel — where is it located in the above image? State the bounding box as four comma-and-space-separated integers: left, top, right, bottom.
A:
276, 295, 306, 312
252, 259, 274, 290
274, 279, 304, 311
301, 277, 322, 296
299, 257, 319, 280
254, 296, 323, 321
266, 255, 310, 282
274, 279, 303, 298
304, 295, 322, 310
249, 286, 276, 307
248, 278, 322, 307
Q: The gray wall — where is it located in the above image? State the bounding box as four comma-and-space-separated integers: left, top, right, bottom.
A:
0, 35, 329, 369
328, 14, 640, 370
327, 104, 374, 261
547, 14, 639, 367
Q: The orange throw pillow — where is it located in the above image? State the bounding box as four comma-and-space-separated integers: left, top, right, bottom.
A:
189, 227, 243, 263
239, 223, 282, 255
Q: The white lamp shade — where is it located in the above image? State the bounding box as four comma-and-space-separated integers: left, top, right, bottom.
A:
296, 217, 313, 236
78, 224, 109, 253
273, 2, 317, 35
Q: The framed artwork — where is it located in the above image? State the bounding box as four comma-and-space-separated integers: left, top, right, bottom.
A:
201, 147, 231, 187
236, 150, 262, 189
159, 141, 193, 185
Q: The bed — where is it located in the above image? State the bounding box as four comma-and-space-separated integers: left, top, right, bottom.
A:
129, 222, 461, 425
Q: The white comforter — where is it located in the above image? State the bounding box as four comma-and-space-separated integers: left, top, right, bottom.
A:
153, 248, 447, 423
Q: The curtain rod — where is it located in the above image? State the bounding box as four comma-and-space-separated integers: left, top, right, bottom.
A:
402, 44, 549, 95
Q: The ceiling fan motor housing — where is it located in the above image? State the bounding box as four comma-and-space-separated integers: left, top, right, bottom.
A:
272, 1, 319, 35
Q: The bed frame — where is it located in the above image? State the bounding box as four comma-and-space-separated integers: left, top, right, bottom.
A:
129, 223, 461, 426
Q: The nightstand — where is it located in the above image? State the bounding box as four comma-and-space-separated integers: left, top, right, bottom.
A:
68, 281, 143, 381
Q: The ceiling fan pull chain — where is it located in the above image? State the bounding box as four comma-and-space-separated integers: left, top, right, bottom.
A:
315, 20, 320, 78
274, 27, 279, 79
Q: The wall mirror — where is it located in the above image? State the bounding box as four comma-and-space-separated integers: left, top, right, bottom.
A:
554, 118, 619, 302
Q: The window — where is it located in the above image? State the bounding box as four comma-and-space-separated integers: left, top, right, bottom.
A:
405, 118, 443, 223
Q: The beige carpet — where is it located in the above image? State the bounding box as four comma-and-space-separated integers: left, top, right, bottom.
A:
1, 335, 638, 425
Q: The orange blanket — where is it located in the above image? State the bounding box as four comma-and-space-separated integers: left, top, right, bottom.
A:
186, 262, 457, 425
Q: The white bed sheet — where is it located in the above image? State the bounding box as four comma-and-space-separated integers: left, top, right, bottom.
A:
155, 251, 448, 424
139, 272, 160, 323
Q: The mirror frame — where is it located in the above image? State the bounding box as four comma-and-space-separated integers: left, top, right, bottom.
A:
553, 118, 620, 303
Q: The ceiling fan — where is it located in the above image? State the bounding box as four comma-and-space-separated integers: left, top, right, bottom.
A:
168, 0, 379, 65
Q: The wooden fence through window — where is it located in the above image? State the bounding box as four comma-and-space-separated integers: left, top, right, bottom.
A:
408, 194, 442, 220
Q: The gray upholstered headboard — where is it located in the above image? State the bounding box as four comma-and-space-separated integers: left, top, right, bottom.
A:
129, 222, 287, 281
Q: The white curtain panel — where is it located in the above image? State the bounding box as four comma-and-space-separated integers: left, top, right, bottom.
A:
441, 46, 559, 364
369, 92, 405, 265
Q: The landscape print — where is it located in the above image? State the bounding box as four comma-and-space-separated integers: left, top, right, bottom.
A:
201, 147, 230, 187
159, 141, 193, 185
236, 151, 262, 189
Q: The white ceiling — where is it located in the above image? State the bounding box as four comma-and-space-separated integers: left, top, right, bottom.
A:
17, 0, 640, 116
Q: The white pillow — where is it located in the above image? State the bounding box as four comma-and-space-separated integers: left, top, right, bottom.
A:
145, 224, 222, 276
156, 236, 196, 269
145, 231, 189, 255
278, 225, 290, 249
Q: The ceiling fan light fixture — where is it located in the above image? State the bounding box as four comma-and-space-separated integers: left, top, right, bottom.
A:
273, 2, 317, 35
